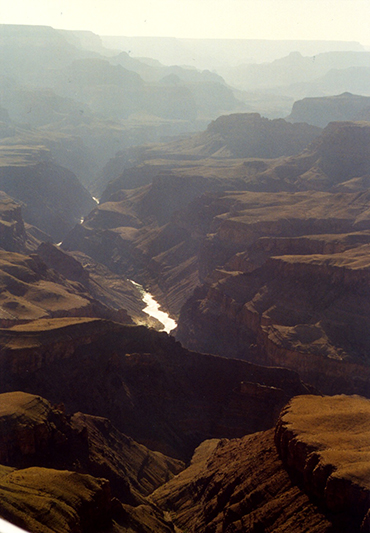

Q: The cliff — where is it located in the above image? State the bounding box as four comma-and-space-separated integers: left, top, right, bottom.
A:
147, 394, 370, 533
0, 317, 312, 461
0, 391, 183, 504
3, 391, 368, 532
0, 146, 95, 241
95, 112, 321, 196
176, 240, 370, 396
287, 92, 370, 127
63, 121, 370, 323
0, 192, 34, 253
275, 395, 370, 531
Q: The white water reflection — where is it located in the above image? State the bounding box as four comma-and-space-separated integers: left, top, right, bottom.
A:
130, 281, 177, 334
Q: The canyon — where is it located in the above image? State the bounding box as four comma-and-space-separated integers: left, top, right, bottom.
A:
0, 24, 370, 532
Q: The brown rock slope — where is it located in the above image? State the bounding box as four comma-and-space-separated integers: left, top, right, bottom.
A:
0, 192, 38, 253
95, 112, 321, 196
148, 394, 370, 533
0, 466, 112, 533
0, 250, 134, 327
168, 188, 370, 396
275, 394, 370, 531
0, 391, 183, 504
63, 121, 370, 316
0, 317, 312, 461
37, 242, 159, 327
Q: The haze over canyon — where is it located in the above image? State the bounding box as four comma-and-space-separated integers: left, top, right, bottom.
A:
0, 21, 370, 533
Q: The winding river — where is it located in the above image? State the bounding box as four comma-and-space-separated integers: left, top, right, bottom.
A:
130, 281, 177, 334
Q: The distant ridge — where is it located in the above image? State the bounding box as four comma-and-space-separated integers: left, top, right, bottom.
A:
101, 36, 364, 69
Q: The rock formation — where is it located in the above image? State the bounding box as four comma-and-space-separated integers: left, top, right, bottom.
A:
147, 394, 370, 533
0, 249, 135, 327
1, 390, 369, 532
0, 146, 95, 241
95, 112, 321, 195
0, 317, 312, 461
287, 92, 370, 127
175, 191, 370, 395
0, 391, 183, 503
0, 192, 38, 253
0, 467, 112, 533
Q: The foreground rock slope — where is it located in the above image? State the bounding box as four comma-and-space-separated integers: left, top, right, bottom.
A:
0, 391, 183, 503
2, 391, 369, 532
148, 394, 370, 533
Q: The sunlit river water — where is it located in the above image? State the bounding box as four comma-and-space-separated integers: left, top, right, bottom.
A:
130, 281, 177, 334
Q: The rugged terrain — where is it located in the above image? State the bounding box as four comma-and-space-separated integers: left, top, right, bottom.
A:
0, 145, 94, 241
0, 317, 312, 460
287, 92, 370, 127
1, 25, 370, 532
94, 112, 321, 195
149, 394, 370, 532
59, 119, 370, 399
1, 390, 369, 532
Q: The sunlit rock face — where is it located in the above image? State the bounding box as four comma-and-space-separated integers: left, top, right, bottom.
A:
148, 394, 370, 533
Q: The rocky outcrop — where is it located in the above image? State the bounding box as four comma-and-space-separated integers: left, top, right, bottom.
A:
275, 395, 370, 531
3, 391, 368, 533
0, 317, 312, 460
177, 241, 370, 396
37, 241, 89, 285
0, 467, 112, 533
94, 112, 320, 197
205, 112, 321, 158
0, 391, 77, 468
0, 391, 183, 504
146, 394, 370, 533
0, 193, 27, 253
287, 92, 370, 127
0, 147, 95, 241
0, 249, 137, 327
150, 430, 333, 532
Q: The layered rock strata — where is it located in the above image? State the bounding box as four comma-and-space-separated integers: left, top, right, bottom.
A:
147, 394, 370, 533
0, 317, 312, 460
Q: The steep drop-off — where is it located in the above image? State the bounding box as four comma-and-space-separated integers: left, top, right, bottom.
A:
0, 145, 94, 241
0, 317, 312, 460
147, 394, 370, 533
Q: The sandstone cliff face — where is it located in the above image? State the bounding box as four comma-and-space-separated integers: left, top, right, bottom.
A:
146, 394, 370, 533
169, 187, 370, 396
205, 112, 321, 158
0, 192, 44, 254
3, 391, 368, 533
0, 317, 312, 461
275, 395, 370, 532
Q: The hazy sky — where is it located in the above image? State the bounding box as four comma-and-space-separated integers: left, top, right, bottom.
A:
0, 0, 369, 43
